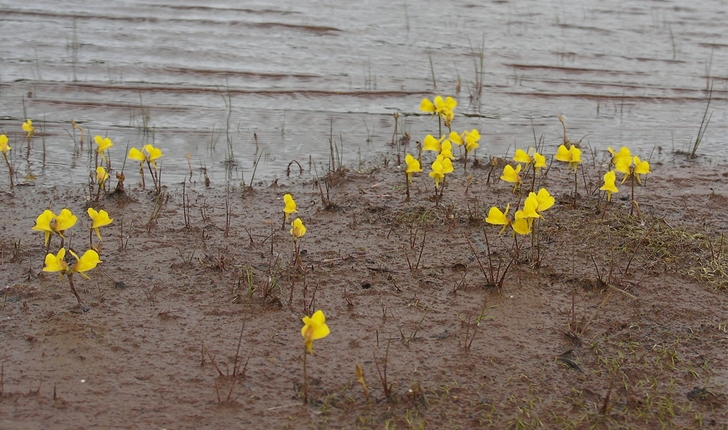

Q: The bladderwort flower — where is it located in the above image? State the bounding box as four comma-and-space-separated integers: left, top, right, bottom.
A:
128, 144, 164, 191
500, 164, 522, 192
96, 166, 109, 188
0, 135, 9, 155
405, 154, 422, 183
513, 148, 547, 183
555, 144, 582, 171
32, 208, 78, 248
420, 95, 457, 135
300, 309, 331, 402
521, 193, 541, 220
404, 153, 422, 202
600, 170, 619, 202
613, 153, 651, 216
608, 146, 631, 170
22, 119, 34, 140
301, 310, 331, 354
450, 129, 480, 174
555, 144, 582, 206
290, 218, 307, 267
283, 194, 297, 220
43, 247, 101, 304
1, 134, 13, 188
291, 218, 306, 240
485, 203, 531, 236
422, 134, 447, 153
429, 155, 453, 206
93, 166, 109, 202
282, 193, 298, 229
532, 188, 555, 215
88, 208, 113, 242
94, 135, 114, 164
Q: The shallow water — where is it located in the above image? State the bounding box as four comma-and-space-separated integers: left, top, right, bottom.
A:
0, 0, 726, 186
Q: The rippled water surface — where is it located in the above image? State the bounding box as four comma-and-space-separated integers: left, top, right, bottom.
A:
0, 0, 726, 186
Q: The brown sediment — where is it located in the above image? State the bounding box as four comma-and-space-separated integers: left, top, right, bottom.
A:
0, 154, 726, 428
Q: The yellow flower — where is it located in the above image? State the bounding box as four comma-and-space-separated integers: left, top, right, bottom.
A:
55, 208, 78, 232
608, 146, 632, 172
521, 194, 541, 219
632, 156, 651, 183
301, 310, 331, 354
128, 145, 163, 169
405, 154, 422, 182
449, 131, 463, 146
555, 144, 582, 171
291, 218, 306, 240
32, 210, 55, 246
485, 204, 511, 235
600, 170, 619, 201
533, 152, 547, 172
43, 248, 70, 275
463, 129, 480, 153
613, 152, 651, 185
512, 210, 532, 235
94, 135, 114, 162
420, 96, 457, 116
500, 164, 522, 189
283, 194, 297, 220
0, 134, 10, 154
128, 147, 146, 164
439, 139, 455, 160
88, 208, 113, 241
533, 188, 555, 212
32, 209, 77, 246
420, 96, 457, 127
96, 166, 109, 187
429, 155, 453, 188
485, 203, 531, 236
22, 120, 34, 139
143, 144, 163, 169
70, 249, 101, 279
43, 248, 101, 279
422, 134, 445, 153
513, 148, 532, 164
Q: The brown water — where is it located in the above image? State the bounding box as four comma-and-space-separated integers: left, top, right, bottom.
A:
0, 0, 726, 186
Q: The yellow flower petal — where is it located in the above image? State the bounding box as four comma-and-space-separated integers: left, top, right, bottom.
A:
43, 248, 67, 273
513, 149, 532, 164
419, 98, 436, 114
290, 218, 306, 239
522, 194, 541, 219
301, 309, 331, 353
94, 135, 114, 152
54, 208, 78, 232
128, 147, 146, 162
422, 134, 443, 152
283, 194, 297, 220
485, 204, 509, 226
535, 188, 555, 212
0, 134, 10, 154
73, 249, 101, 274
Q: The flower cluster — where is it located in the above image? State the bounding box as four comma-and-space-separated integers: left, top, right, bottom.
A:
486, 188, 555, 236
420, 96, 457, 128
602, 146, 651, 215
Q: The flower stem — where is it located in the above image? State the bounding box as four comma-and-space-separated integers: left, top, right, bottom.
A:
302, 345, 308, 404
2, 153, 13, 189
405, 172, 410, 202
573, 167, 578, 208
630, 173, 635, 216
67, 274, 84, 305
